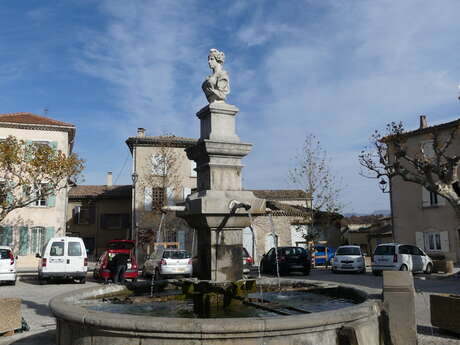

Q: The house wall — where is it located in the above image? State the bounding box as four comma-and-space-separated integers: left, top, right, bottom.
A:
391, 131, 460, 262
67, 198, 131, 259
0, 126, 70, 261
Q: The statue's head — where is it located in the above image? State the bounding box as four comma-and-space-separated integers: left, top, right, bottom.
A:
208, 48, 225, 65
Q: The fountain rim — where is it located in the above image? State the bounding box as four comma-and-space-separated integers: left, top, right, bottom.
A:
49, 282, 382, 335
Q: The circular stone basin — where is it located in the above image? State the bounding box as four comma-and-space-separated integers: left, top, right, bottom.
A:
50, 279, 382, 345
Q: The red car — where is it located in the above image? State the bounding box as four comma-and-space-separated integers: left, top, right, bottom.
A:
94, 240, 139, 283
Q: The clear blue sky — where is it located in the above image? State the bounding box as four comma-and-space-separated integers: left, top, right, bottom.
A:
1, 0, 459, 214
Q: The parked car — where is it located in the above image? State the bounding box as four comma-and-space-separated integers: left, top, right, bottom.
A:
242, 247, 253, 275
93, 240, 139, 283
0, 246, 17, 285
371, 243, 433, 275
142, 248, 192, 279
312, 245, 335, 266
331, 245, 365, 273
37, 237, 87, 284
260, 246, 311, 276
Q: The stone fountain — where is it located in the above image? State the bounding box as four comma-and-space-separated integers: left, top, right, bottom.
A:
49, 49, 383, 345
177, 48, 265, 282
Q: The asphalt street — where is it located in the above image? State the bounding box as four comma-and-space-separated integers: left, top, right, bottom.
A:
0, 268, 458, 345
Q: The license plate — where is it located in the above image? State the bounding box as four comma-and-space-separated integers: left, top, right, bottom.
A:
342, 265, 353, 268
176, 267, 185, 272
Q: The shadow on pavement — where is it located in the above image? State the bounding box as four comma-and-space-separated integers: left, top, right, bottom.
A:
1, 330, 55, 345
21, 300, 52, 318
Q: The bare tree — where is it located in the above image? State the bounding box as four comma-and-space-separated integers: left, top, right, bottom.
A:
359, 121, 460, 218
289, 134, 344, 242
138, 134, 187, 247
0, 136, 84, 222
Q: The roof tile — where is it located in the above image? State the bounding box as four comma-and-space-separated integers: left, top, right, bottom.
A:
0, 112, 75, 127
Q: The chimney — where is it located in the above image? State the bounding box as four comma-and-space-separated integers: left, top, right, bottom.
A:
419, 115, 428, 129
137, 128, 145, 137
106, 172, 113, 187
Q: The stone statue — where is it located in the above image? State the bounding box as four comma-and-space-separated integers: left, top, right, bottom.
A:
202, 48, 230, 103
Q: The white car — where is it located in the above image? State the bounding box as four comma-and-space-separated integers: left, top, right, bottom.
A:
331, 245, 365, 273
0, 246, 17, 285
143, 248, 193, 279
371, 243, 433, 275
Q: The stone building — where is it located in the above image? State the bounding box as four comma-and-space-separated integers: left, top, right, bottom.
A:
390, 116, 460, 262
0, 112, 75, 263
66, 176, 132, 259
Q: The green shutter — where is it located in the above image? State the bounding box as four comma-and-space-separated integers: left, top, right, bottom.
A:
47, 192, 56, 207
45, 227, 55, 245
50, 141, 58, 150
0, 226, 13, 246
19, 227, 29, 255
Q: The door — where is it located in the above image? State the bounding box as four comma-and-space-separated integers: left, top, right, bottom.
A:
47, 239, 66, 273
67, 240, 84, 273
398, 245, 413, 270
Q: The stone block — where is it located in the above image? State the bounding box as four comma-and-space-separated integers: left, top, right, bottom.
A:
0, 298, 21, 334
432, 260, 454, 273
383, 271, 417, 345
430, 293, 460, 334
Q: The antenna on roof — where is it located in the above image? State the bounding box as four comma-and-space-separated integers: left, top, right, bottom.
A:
43, 107, 49, 116
458, 84, 460, 100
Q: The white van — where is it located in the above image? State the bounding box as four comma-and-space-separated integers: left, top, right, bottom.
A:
37, 237, 87, 284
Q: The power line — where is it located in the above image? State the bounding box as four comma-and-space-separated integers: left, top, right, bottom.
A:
114, 151, 130, 185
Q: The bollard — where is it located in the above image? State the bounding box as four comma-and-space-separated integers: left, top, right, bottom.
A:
383, 271, 417, 345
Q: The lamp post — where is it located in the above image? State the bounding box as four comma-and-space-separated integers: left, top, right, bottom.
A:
378, 177, 395, 241
131, 171, 138, 264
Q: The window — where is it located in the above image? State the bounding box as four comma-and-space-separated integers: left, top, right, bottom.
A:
152, 187, 165, 210
101, 214, 130, 230
30, 227, 45, 254
68, 242, 82, 256
422, 187, 444, 207
190, 161, 197, 177
151, 154, 167, 176
50, 242, 64, 256
336, 247, 361, 256
398, 245, 411, 255
73, 206, 95, 225
34, 184, 47, 207
425, 232, 442, 251
420, 140, 435, 158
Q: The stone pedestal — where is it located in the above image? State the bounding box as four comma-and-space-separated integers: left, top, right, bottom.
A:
179, 102, 265, 282
430, 293, 460, 334
383, 271, 417, 345
0, 298, 21, 334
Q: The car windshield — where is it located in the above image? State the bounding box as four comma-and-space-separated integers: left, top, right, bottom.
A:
374, 245, 395, 255
0, 249, 11, 259
336, 247, 361, 256
163, 250, 191, 259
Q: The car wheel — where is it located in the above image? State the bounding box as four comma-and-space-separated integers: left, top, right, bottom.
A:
360, 267, 366, 274
399, 264, 408, 271
39, 277, 47, 285
424, 263, 433, 275
79, 277, 86, 284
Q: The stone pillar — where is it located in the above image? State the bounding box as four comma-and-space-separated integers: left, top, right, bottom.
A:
383, 271, 417, 345
179, 102, 266, 282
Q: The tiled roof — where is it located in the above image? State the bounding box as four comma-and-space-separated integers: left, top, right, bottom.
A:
0, 112, 75, 127
69, 185, 132, 199
384, 117, 460, 141
251, 189, 309, 200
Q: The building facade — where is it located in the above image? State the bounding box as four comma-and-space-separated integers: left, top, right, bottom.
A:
391, 116, 460, 262
67, 179, 132, 259
0, 112, 75, 263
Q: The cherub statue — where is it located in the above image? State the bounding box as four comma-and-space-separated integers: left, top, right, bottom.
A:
202, 48, 230, 103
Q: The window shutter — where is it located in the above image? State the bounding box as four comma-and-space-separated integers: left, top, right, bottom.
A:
190, 161, 197, 177
45, 227, 55, 245
72, 206, 80, 224
89, 205, 96, 224
415, 232, 425, 250
19, 226, 29, 255
50, 141, 58, 150
167, 187, 174, 206
437, 194, 446, 206
47, 189, 56, 207
422, 187, 430, 207
183, 187, 191, 201
177, 230, 185, 249
0, 226, 12, 246
144, 188, 152, 211
440, 231, 449, 252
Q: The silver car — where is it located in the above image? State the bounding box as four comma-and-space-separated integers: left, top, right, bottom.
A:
331, 245, 366, 273
143, 248, 193, 279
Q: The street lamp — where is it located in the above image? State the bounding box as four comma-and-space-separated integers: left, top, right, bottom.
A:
379, 177, 389, 194
131, 171, 138, 265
